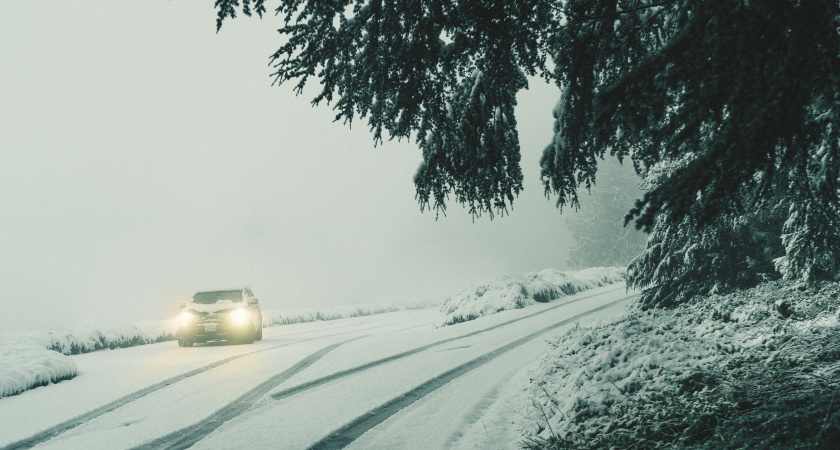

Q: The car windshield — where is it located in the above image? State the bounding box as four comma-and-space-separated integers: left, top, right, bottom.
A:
192, 290, 243, 304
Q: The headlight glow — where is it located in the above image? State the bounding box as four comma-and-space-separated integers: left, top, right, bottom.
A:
180, 311, 196, 325
230, 308, 250, 323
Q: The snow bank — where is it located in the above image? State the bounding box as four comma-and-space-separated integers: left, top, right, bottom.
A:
518, 308, 721, 444
437, 267, 626, 327
16, 320, 180, 356
517, 281, 840, 448
0, 320, 177, 399
0, 342, 77, 398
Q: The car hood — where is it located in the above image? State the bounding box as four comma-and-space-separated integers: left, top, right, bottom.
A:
183, 300, 243, 314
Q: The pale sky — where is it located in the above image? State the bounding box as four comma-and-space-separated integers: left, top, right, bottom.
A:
1, 1, 578, 332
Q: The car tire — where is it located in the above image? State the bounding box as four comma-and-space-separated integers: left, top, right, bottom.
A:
255, 326, 263, 341
178, 337, 193, 347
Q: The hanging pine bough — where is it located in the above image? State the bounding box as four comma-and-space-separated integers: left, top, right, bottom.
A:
215, 0, 554, 218
214, 0, 840, 301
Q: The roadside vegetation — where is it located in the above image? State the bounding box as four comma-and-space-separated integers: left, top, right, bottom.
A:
438, 267, 625, 327
519, 281, 840, 449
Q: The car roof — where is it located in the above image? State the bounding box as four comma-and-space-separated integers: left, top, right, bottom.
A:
194, 289, 244, 294
193, 288, 251, 295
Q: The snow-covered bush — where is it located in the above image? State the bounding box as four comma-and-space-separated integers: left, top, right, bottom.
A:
0, 320, 180, 398
19, 320, 180, 355
438, 267, 626, 327
518, 281, 840, 449
0, 342, 77, 398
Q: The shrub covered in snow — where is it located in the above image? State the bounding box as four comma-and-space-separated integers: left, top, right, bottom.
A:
518, 281, 840, 449
0, 343, 77, 398
18, 320, 180, 356
438, 267, 626, 327
0, 320, 179, 399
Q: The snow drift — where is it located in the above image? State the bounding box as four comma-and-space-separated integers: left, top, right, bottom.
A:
0, 321, 177, 399
437, 267, 626, 327
0, 342, 77, 398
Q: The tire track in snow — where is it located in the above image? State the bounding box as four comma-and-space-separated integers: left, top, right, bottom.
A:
270, 286, 627, 402
127, 289, 625, 449
280, 313, 431, 337
5, 286, 621, 449
441, 366, 518, 449
132, 340, 350, 450
0, 316, 429, 450
308, 295, 637, 450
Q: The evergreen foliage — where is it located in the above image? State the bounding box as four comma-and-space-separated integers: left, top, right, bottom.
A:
628, 211, 784, 308
627, 160, 787, 308
216, 0, 556, 218
215, 0, 840, 301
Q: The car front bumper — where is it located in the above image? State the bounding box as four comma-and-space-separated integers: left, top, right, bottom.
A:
177, 321, 253, 342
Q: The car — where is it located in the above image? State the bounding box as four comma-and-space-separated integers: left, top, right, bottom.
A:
176, 289, 263, 347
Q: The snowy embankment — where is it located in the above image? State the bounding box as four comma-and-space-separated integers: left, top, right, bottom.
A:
437, 267, 626, 327
0, 320, 179, 398
518, 281, 840, 449
0, 343, 78, 399
0, 302, 431, 399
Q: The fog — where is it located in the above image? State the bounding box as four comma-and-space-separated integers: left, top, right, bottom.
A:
0, 1, 575, 333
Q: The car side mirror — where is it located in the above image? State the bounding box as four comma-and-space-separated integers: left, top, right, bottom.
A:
247, 298, 259, 305
179, 301, 186, 308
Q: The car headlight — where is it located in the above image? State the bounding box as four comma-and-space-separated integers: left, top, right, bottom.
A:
180, 311, 197, 325
230, 308, 250, 324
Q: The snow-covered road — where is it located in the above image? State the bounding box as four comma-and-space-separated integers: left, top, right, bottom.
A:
0, 284, 634, 449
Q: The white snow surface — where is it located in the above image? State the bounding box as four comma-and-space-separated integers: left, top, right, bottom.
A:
0, 284, 634, 449
2, 266, 620, 400
0, 302, 432, 399
438, 267, 626, 327
261, 302, 431, 327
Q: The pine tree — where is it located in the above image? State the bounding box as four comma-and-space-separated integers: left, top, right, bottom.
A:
215, 0, 840, 298
627, 203, 786, 308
